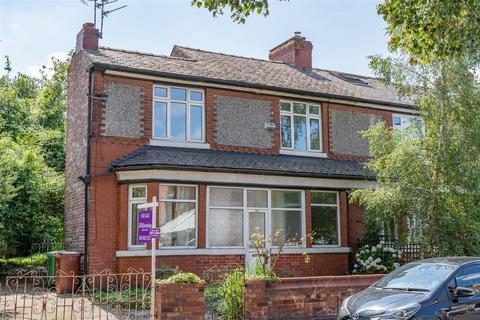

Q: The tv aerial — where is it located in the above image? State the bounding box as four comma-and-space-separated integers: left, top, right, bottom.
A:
84, 0, 127, 38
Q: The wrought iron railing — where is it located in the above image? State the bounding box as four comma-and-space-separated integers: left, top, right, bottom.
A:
0, 268, 151, 319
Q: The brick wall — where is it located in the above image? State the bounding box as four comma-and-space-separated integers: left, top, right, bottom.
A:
64, 51, 90, 252
155, 282, 205, 320
273, 253, 349, 277
244, 274, 384, 320
117, 255, 244, 276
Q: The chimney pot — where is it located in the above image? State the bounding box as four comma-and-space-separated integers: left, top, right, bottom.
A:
76, 22, 100, 52
269, 32, 313, 69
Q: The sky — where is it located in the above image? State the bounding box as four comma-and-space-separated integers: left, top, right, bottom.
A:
0, 0, 390, 78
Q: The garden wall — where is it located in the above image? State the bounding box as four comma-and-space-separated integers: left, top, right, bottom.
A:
244, 274, 384, 320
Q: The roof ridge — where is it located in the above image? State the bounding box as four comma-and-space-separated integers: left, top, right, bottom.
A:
98, 46, 196, 62
173, 45, 286, 65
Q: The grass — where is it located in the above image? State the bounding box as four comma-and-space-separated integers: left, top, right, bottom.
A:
0, 253, 48, 269
93, 288, 151, 310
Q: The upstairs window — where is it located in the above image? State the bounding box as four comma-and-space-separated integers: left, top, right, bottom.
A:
153, 86, 204, 142
280, 101, 322, 152
392, 114, 424, 138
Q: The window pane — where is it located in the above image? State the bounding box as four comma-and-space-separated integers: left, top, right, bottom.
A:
311, 192, 337, 205
293, 103, 306, 114
159, 201, 196, 246
309, 118, 321, 150
393, 116, 401, 126
271, 190, 301, 208
171, 88, 187, 101
154, 87, 167, 98
249, 211, 265, 248
309, 105, 320, 115
247, 190, 267, 208
209, 209, 243, 247
170, 102, 186, 140
281, 115, 292, 148
209, 187, 243, 207
280, 102, 291, 112
131, 186, 146, 198
190, 105, 203, 141
271, 210, 302, 245
131, 203, 141, 245
190, 91, 203, 102
159, 185, 196, 200
311, 206, 338, 245
293, 116, 307, 150
153, 101, 167, 138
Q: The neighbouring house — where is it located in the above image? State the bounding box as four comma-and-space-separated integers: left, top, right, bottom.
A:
65, 23, 415, 276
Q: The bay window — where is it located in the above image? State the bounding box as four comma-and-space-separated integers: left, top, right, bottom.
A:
158, 185, 197, 247
153, 85, 204, 142
310, 191, 340, 246
207, 187, 305, 248
280, 101, 322, 152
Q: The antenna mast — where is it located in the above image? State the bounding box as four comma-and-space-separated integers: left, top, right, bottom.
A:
88, 0, 127, 38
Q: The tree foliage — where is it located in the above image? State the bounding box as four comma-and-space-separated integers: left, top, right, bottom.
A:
0, 55, 69, 255
378, 0, 480, 63
191, 0, 285, 23
351, 56, 480, 255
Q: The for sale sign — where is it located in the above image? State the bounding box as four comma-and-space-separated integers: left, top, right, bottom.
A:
137, 209, 153, 244
150, 228, 161, 239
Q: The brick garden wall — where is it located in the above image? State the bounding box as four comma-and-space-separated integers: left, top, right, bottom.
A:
244, 274, 384, 320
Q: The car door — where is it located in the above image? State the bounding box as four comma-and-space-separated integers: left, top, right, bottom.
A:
446, 264, 480, 320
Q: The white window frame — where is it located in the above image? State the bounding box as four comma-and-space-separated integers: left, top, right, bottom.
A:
310, 190, 341, 247
152, 85, 206, 143
392, 113, 422, 131
157, 183, 198, 249
280, 100, 323, 153
206, 186, 306, 249
128, 184, 148, 250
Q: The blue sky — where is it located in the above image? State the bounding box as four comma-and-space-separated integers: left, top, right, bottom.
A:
0, 0, 389, 77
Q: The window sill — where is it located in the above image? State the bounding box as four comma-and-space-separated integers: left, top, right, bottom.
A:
279, 149, 327, 158
116, 247, 351, 257
149, 139, 210, 149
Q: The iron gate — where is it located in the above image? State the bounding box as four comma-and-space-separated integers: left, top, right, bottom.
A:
0, 269, 151, 319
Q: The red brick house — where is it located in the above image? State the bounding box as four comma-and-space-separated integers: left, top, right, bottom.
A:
65, 23, 414, 276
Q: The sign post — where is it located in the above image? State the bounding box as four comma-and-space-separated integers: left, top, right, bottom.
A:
137, 196, 159, 320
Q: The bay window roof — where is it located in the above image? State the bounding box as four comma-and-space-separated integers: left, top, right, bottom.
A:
110, 146, 373, 180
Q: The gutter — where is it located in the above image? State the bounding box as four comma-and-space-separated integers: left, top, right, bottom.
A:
110, 164, 376, 182
91, 63, 414, 110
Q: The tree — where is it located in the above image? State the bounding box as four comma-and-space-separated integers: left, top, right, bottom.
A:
192, 0, 278, 23
350, 56, 480, 255
0, 55, 69, 255
378, 0, 480, 63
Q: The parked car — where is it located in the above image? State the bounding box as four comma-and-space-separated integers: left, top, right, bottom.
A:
338, 257, 480, 320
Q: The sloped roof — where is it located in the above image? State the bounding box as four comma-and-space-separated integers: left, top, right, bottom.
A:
110, 146, 373, 180
84, 45, 413, 108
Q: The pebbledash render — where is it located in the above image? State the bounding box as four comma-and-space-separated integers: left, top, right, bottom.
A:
65, 23, 415, 276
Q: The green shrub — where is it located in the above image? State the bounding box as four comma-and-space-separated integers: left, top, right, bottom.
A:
204, 283, 223, 314
0, 253, 47, 269
93, 288, 150, 310
353, 243, 402, 274
221, 270, 244, 320
246, 261, 278, 283
162, 272, 202, 284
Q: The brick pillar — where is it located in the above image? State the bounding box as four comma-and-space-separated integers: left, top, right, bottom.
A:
244, 280, 268, 320
155, 282, 205, 319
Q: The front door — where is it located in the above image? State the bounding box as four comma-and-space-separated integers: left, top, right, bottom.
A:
245, 209, 267, 269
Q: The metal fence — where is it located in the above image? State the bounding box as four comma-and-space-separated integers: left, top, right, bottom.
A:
0, 268, 151, 319
357, 238, 431, 265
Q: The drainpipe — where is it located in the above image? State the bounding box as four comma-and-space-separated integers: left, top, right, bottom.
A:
79, 66, 94, 273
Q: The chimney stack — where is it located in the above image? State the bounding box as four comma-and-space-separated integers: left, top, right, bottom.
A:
76, 23, 100, 52
269, 32, 313, 69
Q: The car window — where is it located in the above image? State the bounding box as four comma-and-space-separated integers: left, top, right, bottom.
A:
374, 262, 457, 292
454, 265, 480, 290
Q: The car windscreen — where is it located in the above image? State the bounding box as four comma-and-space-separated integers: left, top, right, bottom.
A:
373, 262, 457, 292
